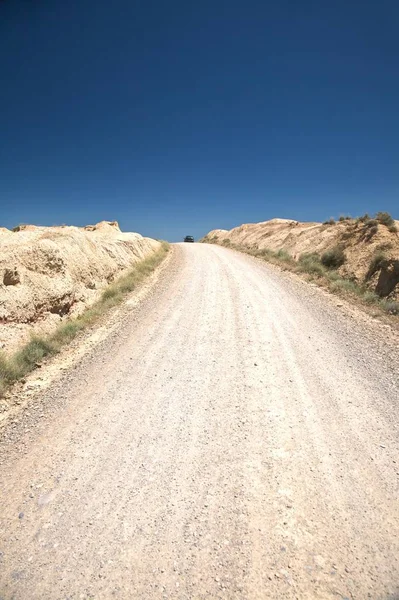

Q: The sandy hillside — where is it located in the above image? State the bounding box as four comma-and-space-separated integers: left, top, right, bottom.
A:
0, 221, 160, 352
204, 216, 399, 299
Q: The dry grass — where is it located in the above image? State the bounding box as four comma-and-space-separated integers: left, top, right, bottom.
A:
0, 243, 169, 397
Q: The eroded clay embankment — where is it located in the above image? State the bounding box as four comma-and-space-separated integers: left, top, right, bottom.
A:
0, 221, 160, 352
205, 217, 399, 300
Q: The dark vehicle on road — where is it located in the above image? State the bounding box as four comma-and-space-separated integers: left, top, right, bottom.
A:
184, 236, 195, 243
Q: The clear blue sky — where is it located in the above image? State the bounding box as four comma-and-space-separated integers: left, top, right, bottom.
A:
1, 0, 398, 241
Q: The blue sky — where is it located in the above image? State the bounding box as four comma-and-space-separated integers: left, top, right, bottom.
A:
1, 0, 398, 241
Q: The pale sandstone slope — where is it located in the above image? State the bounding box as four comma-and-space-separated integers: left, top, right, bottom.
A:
205, 217, 399, 299
0, 221, 160, 351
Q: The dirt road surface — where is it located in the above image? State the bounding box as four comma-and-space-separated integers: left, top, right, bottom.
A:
1, 243, 398, 599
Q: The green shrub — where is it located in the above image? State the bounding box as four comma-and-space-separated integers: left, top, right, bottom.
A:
101, 285, 120, 301
325, 270, 341, 281
362, 291, 379, 304
117, 278, 135, 294
258, 248, 274, 259
12, 337, 58, 378
298, 253, 325, 276
367, 252, 387, 278
51, 322, 83, 346
376, 212, 395, 228
321, 247, 346, 269
366, 225, 379, 239
376, 242, 393, 251
330, 279, 361, 295
323, 218, 336, 225
275, 249, 293, 262
381, 300, 399, 315
0, 352, 21, 384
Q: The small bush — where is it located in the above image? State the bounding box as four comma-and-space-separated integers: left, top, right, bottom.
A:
0, 353, 21, 384
101, 285, 121, 301
323, 218, 336, 225
117, 278, 134, 294
338, 215, 351, 222
341, 230, 355, 241
366, 225, 379, 239
381, 300, 399, 315
358, 213, 370, 223
275, 249, 293, 262
52, 322, 83, 346
376, 242, 393, 251
325, 270, 341, 282
298, 253, 325, 276
330, 279, 361, 295
321, 247, 346, 269
11, 224, 28, 233
259, 248, 272, 257
362, 291, 379, 304
364, 219, 378, 228
388, 224, 398, 233
376, 212, 395, 228
367, 252, 387, 278
12, 337, 58, 379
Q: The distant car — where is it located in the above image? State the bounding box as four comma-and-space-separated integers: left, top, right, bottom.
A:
184, 236, 195, 243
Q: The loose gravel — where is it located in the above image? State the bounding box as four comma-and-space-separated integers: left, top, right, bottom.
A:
0, 243, 398, 599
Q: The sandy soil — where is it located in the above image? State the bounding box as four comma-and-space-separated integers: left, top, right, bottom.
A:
0, 243, 398, 599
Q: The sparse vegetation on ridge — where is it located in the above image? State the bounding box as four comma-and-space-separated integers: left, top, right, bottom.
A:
375, 211, 398, 233
322, 211, 398, 234
0, 242, 170, 397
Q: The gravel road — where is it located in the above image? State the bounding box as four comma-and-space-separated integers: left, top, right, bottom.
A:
1, 243, 398, 600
